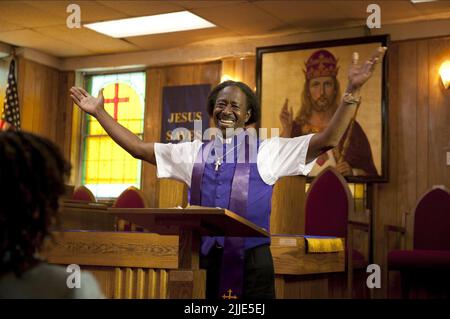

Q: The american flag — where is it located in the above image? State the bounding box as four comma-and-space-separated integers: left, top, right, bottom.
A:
0, 59, 20, 131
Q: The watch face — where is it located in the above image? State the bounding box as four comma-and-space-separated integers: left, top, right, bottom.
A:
343, 92, 361, 104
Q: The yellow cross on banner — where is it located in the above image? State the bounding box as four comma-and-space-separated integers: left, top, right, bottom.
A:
222, 289, 238, 299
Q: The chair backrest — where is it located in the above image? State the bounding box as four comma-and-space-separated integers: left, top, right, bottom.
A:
72, 185, 96, 202
413, 188, 450, 250
304, 167, 353, 238
114, 186, 148, 208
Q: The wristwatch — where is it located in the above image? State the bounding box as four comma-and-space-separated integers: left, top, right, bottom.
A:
343, 91, 361, 105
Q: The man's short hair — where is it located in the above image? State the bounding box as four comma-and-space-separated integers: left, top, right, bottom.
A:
207, 81, 260, 125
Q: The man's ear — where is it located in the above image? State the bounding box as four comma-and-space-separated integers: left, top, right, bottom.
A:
245, 108, 252, 123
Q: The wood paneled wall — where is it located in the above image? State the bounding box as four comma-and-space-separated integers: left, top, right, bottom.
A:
221, 56, 256, 89
374, 36, 450, 297
142, 62, 221, 207
11, 57, 75, 160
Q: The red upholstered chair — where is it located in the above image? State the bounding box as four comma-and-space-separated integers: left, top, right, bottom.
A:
72, 185, 96, 202
114, 186, 148, 231
385, 187, 450, 298
305, 167, 370, 298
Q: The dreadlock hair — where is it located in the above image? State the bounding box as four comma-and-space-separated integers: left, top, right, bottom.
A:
207, 81, 260, 125
0, 131, 71, 277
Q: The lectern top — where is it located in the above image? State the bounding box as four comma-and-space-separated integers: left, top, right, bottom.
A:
108, 206, 269, 238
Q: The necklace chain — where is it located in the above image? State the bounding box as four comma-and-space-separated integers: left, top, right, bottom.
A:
213, 141, 243, 171
215, 142, 243, 161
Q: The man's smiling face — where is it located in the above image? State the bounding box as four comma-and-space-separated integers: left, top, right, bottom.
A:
212, 85, 251, 135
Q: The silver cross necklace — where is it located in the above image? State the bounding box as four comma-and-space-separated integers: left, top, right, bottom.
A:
213, 142, 243, 171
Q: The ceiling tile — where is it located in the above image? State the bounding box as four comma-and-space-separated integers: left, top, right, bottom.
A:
192, 2, 285, 36
0, 29, 93, 57
411, 1, 450, 15
170, 1, 246, 10
0, 18, 24, 32
98, 1, 184, 16
35, 26, 141, 55
0, 1, 66, 27
23, 0, 128, 24
125, 27, 237, 51
254, 1, 356, 30
326, 1, 423, 24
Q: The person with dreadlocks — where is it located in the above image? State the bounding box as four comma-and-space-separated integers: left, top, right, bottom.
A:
0, 131, 104, 298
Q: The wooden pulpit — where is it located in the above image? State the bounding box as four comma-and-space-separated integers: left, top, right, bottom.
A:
109, 207, 269, 298
43, 204, 268, 299
45, 179, 346, 299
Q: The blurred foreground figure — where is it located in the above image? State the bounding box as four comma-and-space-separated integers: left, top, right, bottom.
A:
0, 131, 104, 298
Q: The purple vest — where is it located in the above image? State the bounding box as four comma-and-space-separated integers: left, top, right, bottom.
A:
190, 137, 273, 255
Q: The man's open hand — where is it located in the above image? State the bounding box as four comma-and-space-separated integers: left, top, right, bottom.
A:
347, 46, 387, 91
70, 87, 104, 117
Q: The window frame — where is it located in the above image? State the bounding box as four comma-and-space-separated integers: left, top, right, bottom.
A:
78, 70, 147, 200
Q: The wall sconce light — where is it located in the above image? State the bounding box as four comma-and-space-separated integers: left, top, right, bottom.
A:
439, 60, 450, 89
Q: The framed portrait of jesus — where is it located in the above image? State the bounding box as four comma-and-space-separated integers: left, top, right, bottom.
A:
256, 35, 389, 183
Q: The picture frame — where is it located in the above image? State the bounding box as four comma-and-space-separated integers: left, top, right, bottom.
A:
256, 35, 389, 183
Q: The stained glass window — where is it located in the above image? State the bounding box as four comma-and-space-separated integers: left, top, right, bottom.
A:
82, 72, 146, 198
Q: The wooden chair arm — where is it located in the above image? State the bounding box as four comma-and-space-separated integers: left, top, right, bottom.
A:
346, 213, 371, 298
384, 222, 407, 281
348, 220, 370, 232
384, 211, 409, 251
384, 224, 406, 262
384, 224, 406, 234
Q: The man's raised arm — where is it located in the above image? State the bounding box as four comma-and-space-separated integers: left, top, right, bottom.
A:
306, 47, 387, 163
70, 87, 156, 165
